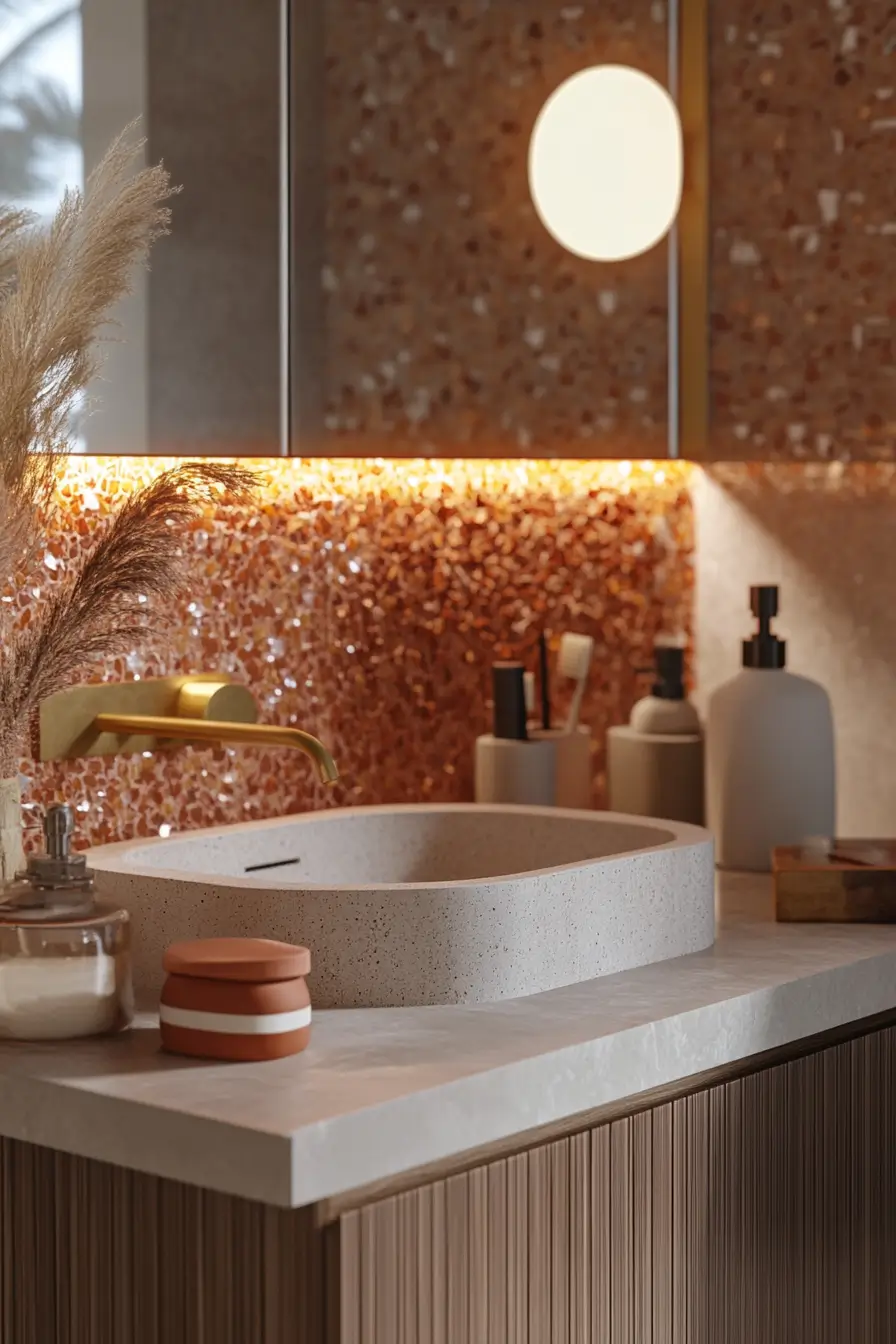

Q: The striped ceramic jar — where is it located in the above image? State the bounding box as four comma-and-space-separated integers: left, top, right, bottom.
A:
159, 937, 311, 1062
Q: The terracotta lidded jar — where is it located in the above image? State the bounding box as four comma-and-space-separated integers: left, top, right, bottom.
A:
160, 937, 311, 1061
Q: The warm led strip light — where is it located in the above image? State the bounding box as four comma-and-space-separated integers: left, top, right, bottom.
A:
159, 1003, 311, 1036
55, 456, 691, 507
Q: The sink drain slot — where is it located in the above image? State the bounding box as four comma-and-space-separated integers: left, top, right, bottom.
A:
244, 856, 302, 873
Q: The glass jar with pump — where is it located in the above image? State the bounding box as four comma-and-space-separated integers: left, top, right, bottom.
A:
0, 804, 133, 1040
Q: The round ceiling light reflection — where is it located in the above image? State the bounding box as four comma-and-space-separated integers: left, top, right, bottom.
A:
528, 65, 683, 263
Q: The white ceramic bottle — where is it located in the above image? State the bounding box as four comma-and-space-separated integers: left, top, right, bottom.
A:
706, 585, 835, 872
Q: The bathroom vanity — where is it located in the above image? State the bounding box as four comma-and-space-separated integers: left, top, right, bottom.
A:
1, 872, 895, 1342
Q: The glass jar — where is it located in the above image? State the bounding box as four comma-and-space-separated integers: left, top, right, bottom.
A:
0, 805, 133, 1040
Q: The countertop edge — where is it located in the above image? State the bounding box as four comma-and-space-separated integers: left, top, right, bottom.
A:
287, 950, 896, 1207
0, 1069, 294, 1207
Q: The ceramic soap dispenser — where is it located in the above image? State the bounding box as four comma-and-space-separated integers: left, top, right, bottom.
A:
607, 641, 703, 824
706, 585, 835, 872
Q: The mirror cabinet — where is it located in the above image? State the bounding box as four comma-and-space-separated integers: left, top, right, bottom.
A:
1, 1, 890, 460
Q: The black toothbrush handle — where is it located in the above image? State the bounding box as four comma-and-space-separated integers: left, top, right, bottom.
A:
492, 662, 528, 741
539, 631, 551, 731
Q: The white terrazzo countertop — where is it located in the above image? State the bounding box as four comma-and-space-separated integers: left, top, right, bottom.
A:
1, 872, 896, 1209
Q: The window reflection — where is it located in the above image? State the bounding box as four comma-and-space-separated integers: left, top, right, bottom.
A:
0, 0, 82, 215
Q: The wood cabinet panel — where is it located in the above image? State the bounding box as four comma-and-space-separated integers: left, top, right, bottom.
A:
0, 1147, 331, 1344
342, 1022, 896, 1342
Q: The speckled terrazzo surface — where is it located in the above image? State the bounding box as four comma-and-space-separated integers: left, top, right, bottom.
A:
15, 457, 692, 849
322, 0, 670, 455
711, 2, 896, 459
1, 872, 896, 1208
88, 805, 715, 1007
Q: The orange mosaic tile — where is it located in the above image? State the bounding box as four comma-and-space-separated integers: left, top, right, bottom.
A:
15, 457, 694, 849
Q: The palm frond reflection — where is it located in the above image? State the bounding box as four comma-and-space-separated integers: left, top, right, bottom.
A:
0, 0, 81, 212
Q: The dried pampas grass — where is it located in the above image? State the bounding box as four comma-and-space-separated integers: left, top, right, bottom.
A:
0, 128, 177, 580
0, 461, 256, 774
0, 129, 257, 776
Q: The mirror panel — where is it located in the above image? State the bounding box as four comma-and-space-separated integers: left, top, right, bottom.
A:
0, 0, 284, 456
295, 0, 676, 458
706, 2, 895, 461
146, 0, 282, 456
2, 0, 689, 459
7, 2, 890, 465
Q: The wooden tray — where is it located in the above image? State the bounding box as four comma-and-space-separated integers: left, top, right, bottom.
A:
773, 841, 896, 922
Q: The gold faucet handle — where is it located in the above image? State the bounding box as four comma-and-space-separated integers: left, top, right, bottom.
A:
175, 680, 258, 725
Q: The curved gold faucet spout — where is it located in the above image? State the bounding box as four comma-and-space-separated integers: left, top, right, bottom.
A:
93, 713, 339, 785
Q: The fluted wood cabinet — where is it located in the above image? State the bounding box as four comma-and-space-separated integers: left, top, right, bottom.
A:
2, 1017, 896, 1342
339, 1021, 896, 1343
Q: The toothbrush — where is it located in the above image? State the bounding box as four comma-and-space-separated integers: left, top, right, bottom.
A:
524, 670, 536, 720
557, 633, 594, 734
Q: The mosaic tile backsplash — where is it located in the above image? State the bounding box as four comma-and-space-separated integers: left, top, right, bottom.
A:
17, 458, 693, 848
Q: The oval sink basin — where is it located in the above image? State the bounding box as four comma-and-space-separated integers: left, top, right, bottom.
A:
89, 804, 715, 1008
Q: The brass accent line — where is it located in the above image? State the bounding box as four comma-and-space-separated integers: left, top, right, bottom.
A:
676, 0, 710, 459
93, 712, 339, 785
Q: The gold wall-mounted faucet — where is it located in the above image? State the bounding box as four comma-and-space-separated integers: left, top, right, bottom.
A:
37, 676, 338, 785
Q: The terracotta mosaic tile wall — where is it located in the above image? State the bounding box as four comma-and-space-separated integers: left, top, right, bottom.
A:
321, 0, 670, 457
710, 2, 896, 460
14, 459, 692, 849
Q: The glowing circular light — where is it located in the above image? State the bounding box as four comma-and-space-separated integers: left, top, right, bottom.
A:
528, 65, 683, 262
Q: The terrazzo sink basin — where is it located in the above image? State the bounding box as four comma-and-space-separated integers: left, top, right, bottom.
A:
89, 804, 715, 1008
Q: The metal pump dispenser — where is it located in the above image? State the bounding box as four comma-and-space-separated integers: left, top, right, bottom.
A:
1, 804, 96, 921
27, 804, 94, 889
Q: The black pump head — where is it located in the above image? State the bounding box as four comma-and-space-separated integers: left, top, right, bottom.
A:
750, 585, 779, 624
652, 643, 685, 700
743, 584, 786, 669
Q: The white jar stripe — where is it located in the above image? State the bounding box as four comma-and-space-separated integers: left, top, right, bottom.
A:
159, 1003, 311, 1036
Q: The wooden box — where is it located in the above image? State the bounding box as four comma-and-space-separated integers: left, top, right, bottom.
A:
774, 842, 896, 922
